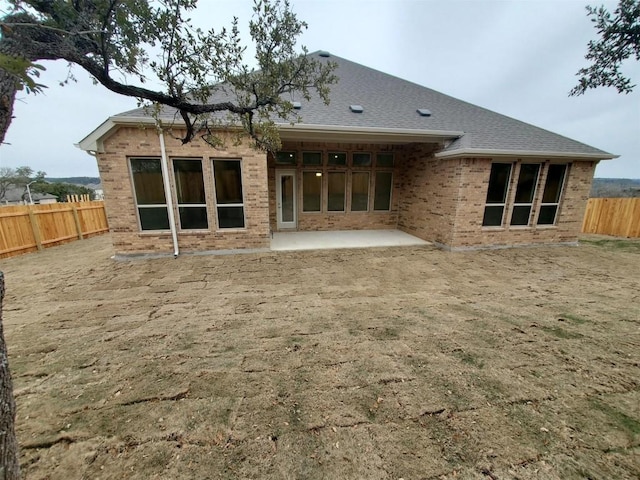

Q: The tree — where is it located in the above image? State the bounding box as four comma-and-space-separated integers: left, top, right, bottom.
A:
570, 0, 640, 95
32, 180, 94, 201
0, 166, 46, 202
0, 0, 337, 147
0, 166, 15, 200
0, 273, 20, 479
0, 2, 337, 477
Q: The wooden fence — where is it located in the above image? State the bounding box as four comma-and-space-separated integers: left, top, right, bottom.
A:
582, 197, 640, 238
0, 201, 109, 259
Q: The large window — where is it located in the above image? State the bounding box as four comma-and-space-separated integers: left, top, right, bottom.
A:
537, 164, 567, 225
327, 172, 346, 211
130, 158, 169, 231
303, 171, 322, 212
173, 159, 208, 230
213, 159, 245, 229
482, 163, 512, 227
510, 164, 541, 226
374, 172, 392, 211
351, 172, 370, 211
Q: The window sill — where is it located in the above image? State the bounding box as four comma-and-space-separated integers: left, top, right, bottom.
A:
178, 230, 211, 235
481, 226, 505, 231
138, 230, 171, 235
215, 228, 248, 233
535, 224, 558, 230
509, 225, 532, 230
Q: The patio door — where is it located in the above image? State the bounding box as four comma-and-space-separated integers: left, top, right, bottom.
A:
276, 170, 297, 229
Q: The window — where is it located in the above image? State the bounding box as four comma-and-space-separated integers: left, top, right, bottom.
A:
352, 153, 371, 167
303, 172, 322, 212
130, 158, 169, 231
328, 152, 347, 166
537, 164, 567, 225
482, 163, 512, 227
510, 164, 540, 226
276, 152, 296, 165
351, 172, 369, 211
327, 172, 346, 211
173, 159, 208, 230
374, 172, 392, 211
213, 159, 245, 229
376, 153, 394, 167
302, 152, 322, 166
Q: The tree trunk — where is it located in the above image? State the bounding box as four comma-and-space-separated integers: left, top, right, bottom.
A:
0, 272, 20, 480
0, 68, 18, 146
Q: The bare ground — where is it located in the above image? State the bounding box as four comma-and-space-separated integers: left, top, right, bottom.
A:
1, 234, 639, 479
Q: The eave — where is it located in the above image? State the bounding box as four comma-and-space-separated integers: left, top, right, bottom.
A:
434, 147, 618, 161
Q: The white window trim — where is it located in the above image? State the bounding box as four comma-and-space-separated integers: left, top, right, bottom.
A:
212, 158, 247, 230
129, 157, 170, 232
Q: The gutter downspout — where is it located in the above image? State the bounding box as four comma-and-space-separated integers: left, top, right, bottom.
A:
158, 125, 179, 257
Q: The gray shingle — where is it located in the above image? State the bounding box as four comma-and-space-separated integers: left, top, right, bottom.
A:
114, 51, 612, 157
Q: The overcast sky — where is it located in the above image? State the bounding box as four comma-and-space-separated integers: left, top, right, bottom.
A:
1, 0, 638, 178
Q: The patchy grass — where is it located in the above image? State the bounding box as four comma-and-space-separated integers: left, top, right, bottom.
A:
580, 237, 640, 252
1, 234, 639, 479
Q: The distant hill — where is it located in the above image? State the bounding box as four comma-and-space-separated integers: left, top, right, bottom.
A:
591, 178, 640, 198
46, 177, 100, 186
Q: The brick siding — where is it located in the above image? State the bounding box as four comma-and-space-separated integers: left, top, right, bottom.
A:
97, 126, 270, 255
96, 127, 597, 254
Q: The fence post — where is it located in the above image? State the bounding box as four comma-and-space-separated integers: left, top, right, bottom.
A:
71, 204, 84, 240
27, 207, 43, 251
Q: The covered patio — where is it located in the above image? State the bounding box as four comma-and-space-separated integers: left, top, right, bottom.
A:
270, 229, 430, 251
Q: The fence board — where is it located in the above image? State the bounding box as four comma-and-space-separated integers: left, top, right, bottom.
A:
582, 198, 640, 238
0, 201, 109, 259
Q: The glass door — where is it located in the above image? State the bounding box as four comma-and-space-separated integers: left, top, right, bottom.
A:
276, 170, 297, 229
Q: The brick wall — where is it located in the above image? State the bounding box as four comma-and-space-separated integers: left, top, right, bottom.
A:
449, 158, 597, 249
397, 144, 461, 245
96, 126, 598, 254
97, 126, 270, 255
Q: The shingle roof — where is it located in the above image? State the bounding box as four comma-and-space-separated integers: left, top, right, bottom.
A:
111, 51, 613, 158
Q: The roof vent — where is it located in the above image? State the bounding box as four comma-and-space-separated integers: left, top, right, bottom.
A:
318, 51, 331, 57
292, 101, 302, 109
417, 108, 432, 117
350, 105, 364, 113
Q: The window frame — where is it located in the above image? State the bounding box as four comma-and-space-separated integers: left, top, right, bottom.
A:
129, 157, 170, 232
509, 163, 541, 227
302, 170, 323, 213
350, 171, 370, 212
327, 171, 347, 212
172, 158, 208, 231
212, 158, 246, 230
537, 164, 569, 226
482, 162, 513, 228
373, 170, 393, 212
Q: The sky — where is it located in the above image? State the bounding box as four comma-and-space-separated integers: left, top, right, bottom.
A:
1, 0, 639, 178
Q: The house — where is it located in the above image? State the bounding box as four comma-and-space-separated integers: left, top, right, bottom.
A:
78, 51, 615, 256
1, 187, 58, 205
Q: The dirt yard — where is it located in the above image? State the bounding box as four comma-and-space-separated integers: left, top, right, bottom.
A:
1, 234, 639, 479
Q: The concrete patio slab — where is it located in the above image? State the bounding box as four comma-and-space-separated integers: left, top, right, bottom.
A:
270, 229, 430, 251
